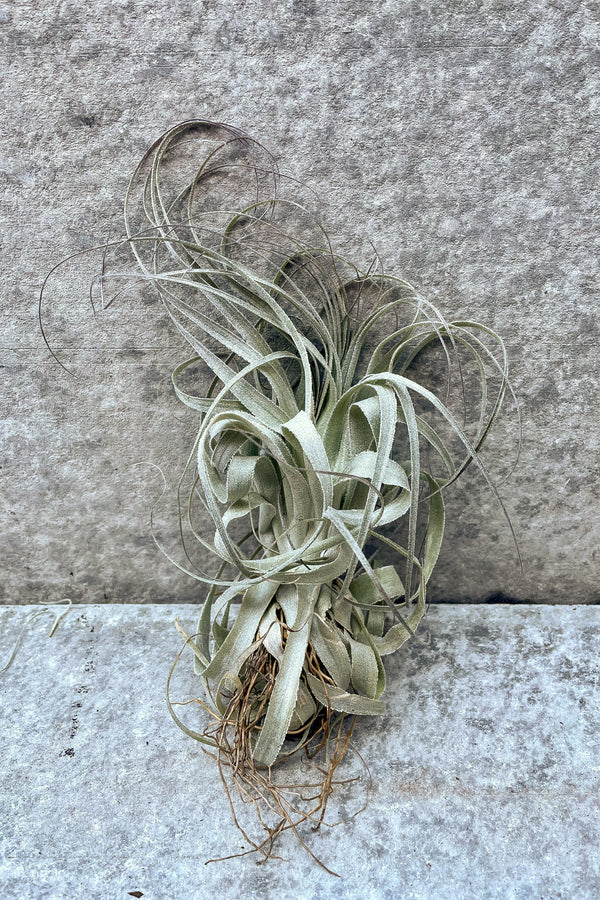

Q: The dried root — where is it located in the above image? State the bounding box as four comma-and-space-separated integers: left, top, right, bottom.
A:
198, 640, 362, 875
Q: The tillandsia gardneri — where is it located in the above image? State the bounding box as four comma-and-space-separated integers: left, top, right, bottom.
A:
114, 120, 511, 864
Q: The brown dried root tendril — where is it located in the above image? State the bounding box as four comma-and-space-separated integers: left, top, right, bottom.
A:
172, 625, 364, 875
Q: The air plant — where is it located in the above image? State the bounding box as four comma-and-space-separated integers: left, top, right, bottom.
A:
53, 120, 514, 869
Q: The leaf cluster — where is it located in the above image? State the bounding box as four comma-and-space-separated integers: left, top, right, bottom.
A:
123, 121, 512, 768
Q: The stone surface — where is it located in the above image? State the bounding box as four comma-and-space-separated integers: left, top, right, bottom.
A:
1, 1, 600, 603
1, 604, 599, 899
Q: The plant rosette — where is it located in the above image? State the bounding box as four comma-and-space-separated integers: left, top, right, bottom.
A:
43, 120, 516, 871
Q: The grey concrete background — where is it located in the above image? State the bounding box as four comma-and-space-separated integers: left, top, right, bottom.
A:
1, 604, 599, 898
1, 1, 599, 603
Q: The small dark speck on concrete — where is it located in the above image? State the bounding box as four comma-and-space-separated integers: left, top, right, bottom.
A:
466, 717, 495, 733
128, 893, 144, 899
59, 748, 75, 758
76, 114, 98, 127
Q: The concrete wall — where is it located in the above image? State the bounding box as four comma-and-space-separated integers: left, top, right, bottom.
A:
2, 0, 599, 604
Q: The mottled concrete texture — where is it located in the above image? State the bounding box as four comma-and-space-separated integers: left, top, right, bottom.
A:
1, 604, 599, 898
1, 1, 599, 603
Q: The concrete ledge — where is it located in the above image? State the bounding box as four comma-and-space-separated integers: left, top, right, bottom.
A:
1, 604, 599, 899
